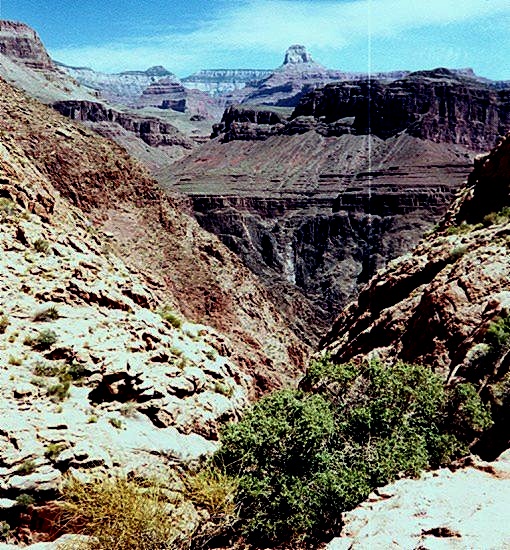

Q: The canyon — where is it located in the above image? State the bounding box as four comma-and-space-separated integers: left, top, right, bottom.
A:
0, 17, 510, 548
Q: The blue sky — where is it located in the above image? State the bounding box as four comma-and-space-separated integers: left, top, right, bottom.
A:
2, 0, 509, 79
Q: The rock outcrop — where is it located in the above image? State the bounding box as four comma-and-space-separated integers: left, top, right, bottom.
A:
0, 21, 53, 71
136, 77, 224, 120
182, 68, 273, 96
294, 68, 510, 151
322, 131, 510, 460
58, 63, 175, 105
52, 99, 194, 149
327, 451, 510, 549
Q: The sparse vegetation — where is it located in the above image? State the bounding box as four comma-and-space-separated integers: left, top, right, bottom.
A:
25, 329, 58, 350
44, 442, 67, 461
109, 417, 123, 429
87, 415, 98, 424
15, 493, 35, 508
214, 381, 234, 397
482, 206, 510, 227
33, 238, 50, 254
158, 305, 183, 329
47, 378, 71, 402
450, 244, 468, 260
0, 197, 16, 221
60, 476, 179, 550
15, 459, 37, 475
8, 355, 22, 366
0, 313, 9, 334
33, 305, 60, 322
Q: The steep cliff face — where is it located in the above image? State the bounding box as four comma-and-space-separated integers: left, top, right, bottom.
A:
165, 126, 473, 342
322, 132, 510, 457
0, 20, 53, 70
294, 68, 510, 151
52, 100, 194, 149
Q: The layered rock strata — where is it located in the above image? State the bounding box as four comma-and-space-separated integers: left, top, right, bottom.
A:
322, 132, 510, 459
58, 63, 175, 105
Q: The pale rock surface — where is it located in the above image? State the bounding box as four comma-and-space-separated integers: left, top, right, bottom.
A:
327, 451, 510, 550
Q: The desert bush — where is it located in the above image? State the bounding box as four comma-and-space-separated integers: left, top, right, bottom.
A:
60, 476, 179, 550
26, 329, 58, 350
212, 359, 492, 545
158, 306, 182, 329
0, 313, 9, 334
33, 305, 60, 322
33, 238, 50, 254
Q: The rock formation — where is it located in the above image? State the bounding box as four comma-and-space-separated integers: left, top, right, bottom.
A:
294, 68, 510, 151
136, 77, 224, 120
327, 451, 510, 549
0, 21, 205, 165
58, 63, 175, 105
0, 21, 53, 70
182, 68, 273, 96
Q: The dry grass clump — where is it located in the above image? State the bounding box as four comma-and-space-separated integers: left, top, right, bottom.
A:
59, 469, 239, 550
60, 476, 179, 549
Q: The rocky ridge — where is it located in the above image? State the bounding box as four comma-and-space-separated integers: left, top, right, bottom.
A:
0, 21, 203, 165
0, 21, 53, 71
182, 68, 273, 96
57, 63, 176, 105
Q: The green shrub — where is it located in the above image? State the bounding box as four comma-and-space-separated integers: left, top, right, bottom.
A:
44, 443, 67, 461
213, 359, 492, 545
0, 313, 9, 334
15, 459, 36, 475
33, 305, 60, 322
26, 329, 58, 350
158, 306, 182, 329
15, 493, 35, 508
47, 378, 71, 402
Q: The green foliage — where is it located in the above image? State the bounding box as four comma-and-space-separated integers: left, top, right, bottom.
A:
109, 417, 123, 429
25, 329, 58, 350
214, 381, 234, 397
0, 197, 16, 221
15, 493, 35, 508
15, 459, 36, 475
33, 305, 60, 322
158, 306, 183, 329
445, 221, 481, 235
482, 206, 510, 227
213, 360, 493, 545
33, 238, 50, 254
0, 520, 11, 541
44, 443, 67, 461
485, 316, 510, 355
47, 378, 71, 402
8, 355, 22, 366
0, 313, 9, 334
450, 244, 468, 260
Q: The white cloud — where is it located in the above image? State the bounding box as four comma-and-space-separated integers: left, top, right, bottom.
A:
49, 0, 510, 75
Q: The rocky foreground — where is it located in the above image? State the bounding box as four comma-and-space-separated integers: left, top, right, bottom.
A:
328, 451, 510, 550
